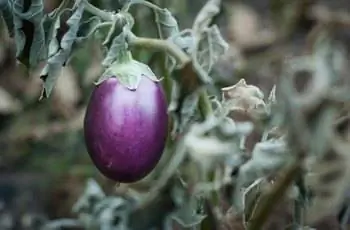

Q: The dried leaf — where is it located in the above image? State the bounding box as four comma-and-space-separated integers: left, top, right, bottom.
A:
221, 79, 267, 120
195, 25, 229, 73
184, 115, 246, 170
39, 1, 85, 99
154, 7, 194, 70
168, 61, 212, 135
193, 0, 221, 35
0, 0, 14, 37
170, 29, 195, 54
304, 134, 350, 224
75, 16, 102, 43
11, 0, 47, 68
101, 31, 128, 67
233, 137, 289, 212
72, 179, 105, 214
93, 196, 130, 229
154, 7, 179, 39
171, 197, 207, 228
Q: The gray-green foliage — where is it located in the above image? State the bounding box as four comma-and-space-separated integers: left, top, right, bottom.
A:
0, 0, 14, 36
39, 1, 85, 98
11, 0, 47, 68
2, 0, 350, 229
195, 25, 228, 73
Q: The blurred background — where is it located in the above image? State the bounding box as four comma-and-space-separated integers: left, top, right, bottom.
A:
0, 0, 350, 229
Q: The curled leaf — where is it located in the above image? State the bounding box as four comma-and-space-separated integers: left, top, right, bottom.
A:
72, 179, 105, 214
0, 0, 14, 37
184, 115, 251, 171
171, 196, 207, 228
93, 196, 130, 229
304, 119, 350, 224
101, 31, 128, 67
221, 79, 267, 120
75, 16, 103, 43
195, 25, 228, 73
193, 0, 221, 35
11, 0, 47, 68
39, 1, 85, 99
170, 29, 195, 54
233, 137, 289, 212
154, 7, 179, 39
168, 61, 212, 135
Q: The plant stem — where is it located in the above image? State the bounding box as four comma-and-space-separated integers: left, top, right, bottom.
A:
198, 89, 213, 119
127, 34, 190, 67
124, 0, 163, 12
292, 174, 306, 229
247, 159, 302, 230
83, 0, 114, 21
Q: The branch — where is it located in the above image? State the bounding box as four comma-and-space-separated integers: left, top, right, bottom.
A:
247, 159, 302, 230
83, 0, 114, 21
127, 34, 190, 66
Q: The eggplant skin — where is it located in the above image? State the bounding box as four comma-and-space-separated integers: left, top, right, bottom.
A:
83, 76, 168, 183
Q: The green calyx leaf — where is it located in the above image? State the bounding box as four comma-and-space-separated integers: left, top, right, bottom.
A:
95, 57, 160, 90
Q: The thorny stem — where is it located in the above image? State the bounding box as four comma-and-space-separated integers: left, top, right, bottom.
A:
247, 159, 302, 230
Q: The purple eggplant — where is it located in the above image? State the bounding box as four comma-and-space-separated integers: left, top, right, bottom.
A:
84, 72, 168, 183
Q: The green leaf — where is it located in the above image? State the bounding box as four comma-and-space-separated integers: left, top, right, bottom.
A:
0, 0, 14, 37
195, 25, 228, 73
39, 2, 85, 99
11, 0, 47, 69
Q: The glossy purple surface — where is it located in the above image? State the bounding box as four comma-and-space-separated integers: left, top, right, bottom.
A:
84, 76, 168, 183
